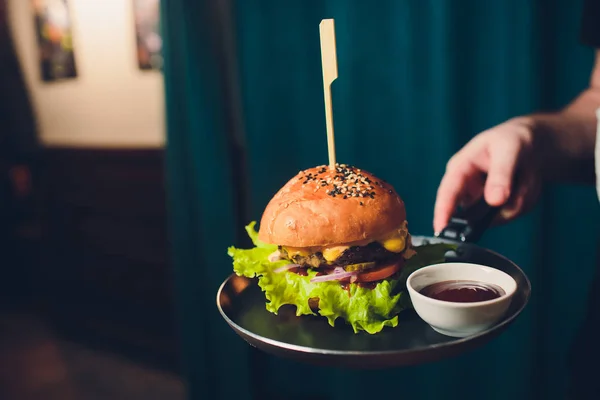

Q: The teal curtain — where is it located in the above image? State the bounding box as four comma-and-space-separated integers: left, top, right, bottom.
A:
161, 1, 600, 399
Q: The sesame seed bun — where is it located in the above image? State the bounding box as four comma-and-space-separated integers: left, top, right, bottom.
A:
258, 165, 407, 247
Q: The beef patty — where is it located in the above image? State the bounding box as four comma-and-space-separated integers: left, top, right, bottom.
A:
280, 241, 401, 269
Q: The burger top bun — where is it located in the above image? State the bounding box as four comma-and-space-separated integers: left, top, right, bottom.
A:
258, 165, 407, 247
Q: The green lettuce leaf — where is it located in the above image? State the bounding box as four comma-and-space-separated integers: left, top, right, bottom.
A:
227, 222, 457, 334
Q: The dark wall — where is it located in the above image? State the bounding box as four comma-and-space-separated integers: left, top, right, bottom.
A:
18, 147, 179, 372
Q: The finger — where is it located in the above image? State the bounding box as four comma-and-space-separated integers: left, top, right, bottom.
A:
498, 167, 539, 222
483, 138, 521, 206
458, 172, 485, 208
433, 160, 480, 233
487, 167, 532, 225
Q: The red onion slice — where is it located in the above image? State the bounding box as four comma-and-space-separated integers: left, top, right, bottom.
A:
273, 263, 301, 273
310, 270, 358, 283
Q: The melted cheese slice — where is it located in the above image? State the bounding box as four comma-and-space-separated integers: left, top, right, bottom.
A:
322, 246, 349, 262
283, 247, 311, 258
381, 236, 406, 253
283, 223, 409, 263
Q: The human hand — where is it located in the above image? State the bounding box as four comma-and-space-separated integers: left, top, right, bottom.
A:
433, 117, 543, 233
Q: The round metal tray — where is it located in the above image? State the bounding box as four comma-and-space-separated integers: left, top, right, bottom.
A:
217, 236, 531, 369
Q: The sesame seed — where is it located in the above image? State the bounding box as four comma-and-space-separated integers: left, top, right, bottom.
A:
302, 165, 381, 203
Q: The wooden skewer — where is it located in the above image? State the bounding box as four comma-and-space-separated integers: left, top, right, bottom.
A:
319, 19, 338, 170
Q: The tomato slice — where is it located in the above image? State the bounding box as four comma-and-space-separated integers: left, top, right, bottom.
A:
355, 260, 403, 283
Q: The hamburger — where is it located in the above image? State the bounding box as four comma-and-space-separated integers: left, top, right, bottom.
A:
228, 164, 454, 334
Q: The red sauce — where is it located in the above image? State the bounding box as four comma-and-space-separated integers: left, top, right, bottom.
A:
340, 283, 351, 296
289, 267, 308, 276
288, 267, 325, 276
357, 281, 377, 289
419, 280, 505, 303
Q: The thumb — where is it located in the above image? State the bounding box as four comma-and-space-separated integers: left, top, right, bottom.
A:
484, 138, 520, 206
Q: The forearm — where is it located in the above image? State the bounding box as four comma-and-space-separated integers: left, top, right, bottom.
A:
527, 87, 600, 184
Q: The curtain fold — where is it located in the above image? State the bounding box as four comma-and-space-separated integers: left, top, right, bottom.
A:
162, 1, 599, 399
161, 1, 251, 398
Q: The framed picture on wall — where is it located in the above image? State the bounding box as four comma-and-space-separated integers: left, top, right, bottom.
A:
31, 0, 78, 82
133, 0, 162, 71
